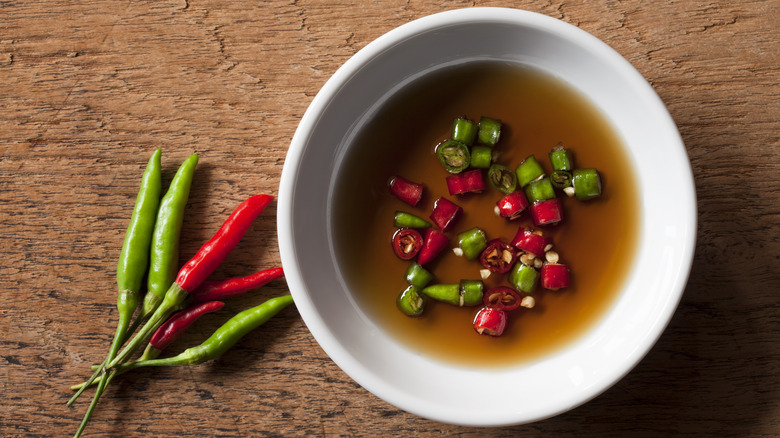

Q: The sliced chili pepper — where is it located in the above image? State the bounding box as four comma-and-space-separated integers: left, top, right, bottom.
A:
530, 198, 564, 226
446, 169, 485, 195
549, 145, 573, 171
388, 175, 423, 206
451, 117, 478, 146
487, 164, 517, 194
479, 239, 517, 274
417, 228, 448, 265
429, 197, 462, 232
572, 168, 602, 200
524, 177, 556, 203
483, 286, 522, 311
541, 263, 570, 290
393, 211, 431, 229
473, 306, 507, 337
190, 267, 284, 303
421, 283, 459, 306
495, 191, 529, 220
396, 285, 426, 317
470, 145, 493, 168
515, 155, 545, 187
456, 227, 487, 260
149, 301, 225, 352
477, 116, 501, 146
459, 280, 484, 307
510, 228, 550, 258
392, 228, 423, 260
421, 280, 483, 307
509, 262, 539, 293
436, 140, 471, 173
405, 262, 434, 289
550, 170, 573, 189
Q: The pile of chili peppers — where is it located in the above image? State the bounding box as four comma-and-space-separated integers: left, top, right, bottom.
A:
67, 150, 292, 437
389, 116, 602, 337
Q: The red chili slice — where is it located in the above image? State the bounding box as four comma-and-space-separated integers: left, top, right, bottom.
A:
391, 228, 423, 260
473, 306, 508, 337
541, 263, 570, 290
446, 169, 486, 196
495, 191, 529, 220
417, 228, 449, 265
530, 198, 564, 226
510, 228, 550, 258
430, 197, 462, 232
479, 239, 517, 274
482, 286, 522, 311
389, 175, 423, 206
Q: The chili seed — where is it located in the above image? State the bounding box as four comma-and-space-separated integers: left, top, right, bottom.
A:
521, 296, 536, 309
545, 251, 559, 264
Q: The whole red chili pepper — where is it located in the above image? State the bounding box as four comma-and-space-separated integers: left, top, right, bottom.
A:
190, 267, 284, 303
176, 194, 274, 292
149, 301, 225, 352
109, 194, 273, 369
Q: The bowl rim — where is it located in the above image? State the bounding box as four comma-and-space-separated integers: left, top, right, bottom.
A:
278, 7, 696, 426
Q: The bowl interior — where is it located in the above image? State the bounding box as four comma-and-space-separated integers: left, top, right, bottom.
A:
278, 8, 695, 426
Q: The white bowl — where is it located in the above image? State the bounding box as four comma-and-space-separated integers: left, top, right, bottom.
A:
278, 8, 696, 426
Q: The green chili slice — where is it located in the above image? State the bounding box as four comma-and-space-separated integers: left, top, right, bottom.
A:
487, 164, 517, 194
393, 211, 431, 229
436, 140, 471, 174
421, 283, 460, 306
451, 117, 478, 146
515, 155, 545, 187
509, 263, 539, 293
477, 116, 501, 146
524, 177, 556, 203
396, 285, 426, 317
421, 281, 482, 307
572, 168, 602, 200
459, 280, 484, 307
549, 146, 573, 171
405, 262, 434, 289
457, 227, 487, 261
470, 145, 492, 168
551, 170, 573, 189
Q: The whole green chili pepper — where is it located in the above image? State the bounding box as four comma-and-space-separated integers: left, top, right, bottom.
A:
74, 296, 293, 438
142, 153, 199, 318
68, 149, 162, 408
121, 295, 293, 369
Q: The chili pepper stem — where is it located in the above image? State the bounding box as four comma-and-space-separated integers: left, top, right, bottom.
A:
107, 283, 188, 369
73, 367, 119, 438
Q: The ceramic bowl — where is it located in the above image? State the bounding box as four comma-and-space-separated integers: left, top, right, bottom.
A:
278, 7, 695, 426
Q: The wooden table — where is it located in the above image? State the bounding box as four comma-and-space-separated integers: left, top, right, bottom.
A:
2, 1, 778, 436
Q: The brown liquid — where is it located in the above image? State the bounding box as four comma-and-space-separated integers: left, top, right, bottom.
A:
333, 61, 639, 368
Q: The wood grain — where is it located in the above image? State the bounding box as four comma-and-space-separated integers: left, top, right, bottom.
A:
1, 0, 778, 436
